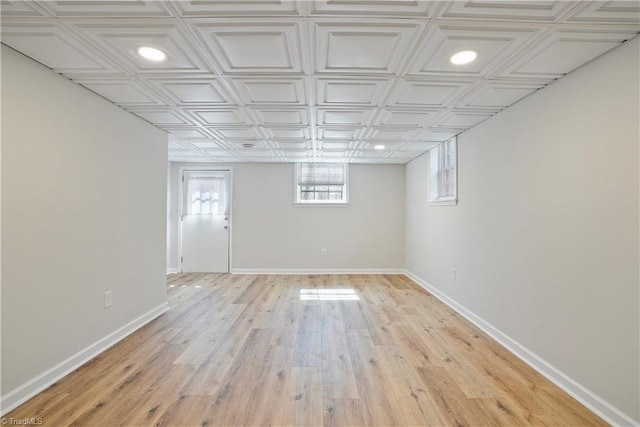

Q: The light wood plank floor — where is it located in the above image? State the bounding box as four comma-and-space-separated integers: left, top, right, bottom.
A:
8, 274, 607, 426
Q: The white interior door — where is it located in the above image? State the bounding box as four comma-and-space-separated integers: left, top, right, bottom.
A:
181, 170, 230, 273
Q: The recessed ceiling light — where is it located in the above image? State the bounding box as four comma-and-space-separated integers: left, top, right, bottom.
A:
450, 50, 478, 65
374, 144, 385, 150
137, 46, 166, 62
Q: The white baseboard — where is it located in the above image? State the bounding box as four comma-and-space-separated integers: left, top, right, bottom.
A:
166, 268, 178, 274
403, 270, 639, 427
0, 302, 170, 416
231, 268, 405, 275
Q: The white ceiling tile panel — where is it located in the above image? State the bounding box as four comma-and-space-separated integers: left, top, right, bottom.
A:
35, 1, 173, 18
253, 108, 309, 125
365, 128, 419, 141
67, 22, 211, 74
212, 127, 262, 139
1, 1, 49, 17
317, 127, 364, 140
273, 141, 310, 150
389, 79, 474, 108
438, 111, 494, 128
314, 22, 423, 74
499, 27, 639, 79
310, 0, 434, 17
407, 24, 542, 78
457, 80, 548, 109
188, 108, 252, 126
74, 79, 165, 106
316, 108, 375, 126
233, 78, 306, 105
320, 141, 352, 150
1, 23, 121, 74
375, 109, 437, 127
566, 1, 640, 24
165, 128, 215, 139
191, 21, 304, 74
264, 127, 311, 139
316, 78, 391, 106
2, 2, 636, 163
131, 109, 192, 126
436, 1, 580, 22
150, 79, 233, 105
170, 0, 300, 17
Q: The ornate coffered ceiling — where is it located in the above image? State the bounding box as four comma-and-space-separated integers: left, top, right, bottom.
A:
2, 1, 638, 164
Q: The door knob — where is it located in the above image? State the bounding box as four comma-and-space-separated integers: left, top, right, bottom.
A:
224, 226, 228, 229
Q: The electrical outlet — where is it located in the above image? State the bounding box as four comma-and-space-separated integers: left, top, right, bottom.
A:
321, 248, 327, 256
104, 291, 112, 308
451, 268, 457, 280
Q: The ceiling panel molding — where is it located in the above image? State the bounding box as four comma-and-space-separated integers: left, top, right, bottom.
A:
72, 78, 168, 107
34, 0, 173, 18
232, 77, 307, 105
164, 127, 216, 139
130, 108, 193, 126
316, 108, 376, 126
497, 27, 639, 79
251, 108, 310, 125
364, 127, 420, 142
316, 77, 392, 106
318, 140, 354, 150
263, 127, 311, 140
146, 78, 235, 106
565, 1, 640, 25
317, 127, 365, 140
191, 20, 304, 74
67, 21, 211, 75
406, 23, 543, 78
455, 79, 549, 109
272, 140, 311, 150
436, 1, 581, 23
387, 79, 475, 109
1, 22, 123, 74
314, 21, 424, 74
435, 110, 495, 129
0, 1, 50, 17
374, 109, 439, 127
208, 126, 263, 141
186, 108, 254, 126
169, 0, 300, 17
310, 0, 434, 17
1, 2, 636, 164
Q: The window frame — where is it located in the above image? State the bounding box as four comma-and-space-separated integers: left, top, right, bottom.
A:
294, 163, 350, 206
428, 137, 458, 207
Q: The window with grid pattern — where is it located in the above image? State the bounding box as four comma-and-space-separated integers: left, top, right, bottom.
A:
428, 137, 457, 205
295, 163, 349, 204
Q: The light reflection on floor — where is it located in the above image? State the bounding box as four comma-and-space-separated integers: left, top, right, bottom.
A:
299, 288, 359, 301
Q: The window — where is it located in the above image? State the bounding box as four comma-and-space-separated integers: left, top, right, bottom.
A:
428, 137, 457, 205
295, 163, 349, 204
185, 175, 227, 215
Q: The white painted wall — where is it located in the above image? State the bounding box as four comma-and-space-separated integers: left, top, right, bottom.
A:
406, 38, 640, 422
1, 47, 168, 400
167, 163, 405, 272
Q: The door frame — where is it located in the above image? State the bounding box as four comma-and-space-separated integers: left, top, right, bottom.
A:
177, 166, 234, 273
